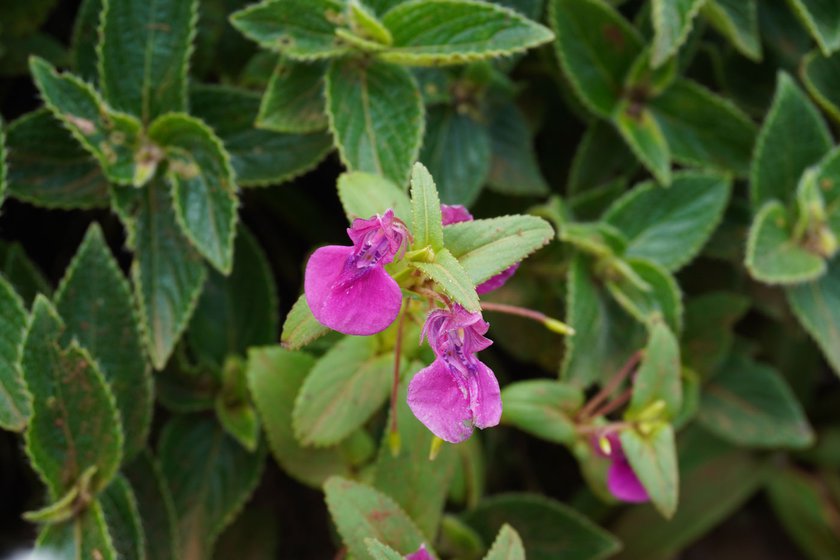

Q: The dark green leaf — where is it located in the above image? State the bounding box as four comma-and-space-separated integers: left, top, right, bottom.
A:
36, 501, 117, 560
70, 0, 101, 82
605, 258, 683, 334
788, 257, 840, 378
100, 475, 145, 560
0, 241, 52, 306
257, 58, 328, 133
0, 272, 29, 432
681, 292, 750, 378
702, 0, 761, 61
787, 0, 840, 55
651, 0, 706, 67
124, 450, 180, 560
500, 380, 583, 444
0, 0, 57, 37
486, 102, 549, 196
802, 50, 840, 124
213, 503, 279, 560
568, 120, 637, 195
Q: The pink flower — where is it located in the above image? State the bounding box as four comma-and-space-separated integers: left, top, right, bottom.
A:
405, 544, 432, 560
408, 305, 502, 443
440, 204, 519, 294
594, 432, 649, 503
304, 209, 408, 335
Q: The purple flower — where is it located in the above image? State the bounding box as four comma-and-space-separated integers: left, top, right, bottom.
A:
594, 432, 649, 503
440, 204, 518, 294
405, 544, 432, 560
304, 209, 408, 336
407, 305, 502, 443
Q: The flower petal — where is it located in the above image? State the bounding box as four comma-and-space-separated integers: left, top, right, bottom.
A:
405, 544, 432, 560
441, 204, 473, 225
305, 245, 402, 335
470, 360, 502, 429
607, 459, 649, 503
407, 359, 474, 443
476, 263, 520, 295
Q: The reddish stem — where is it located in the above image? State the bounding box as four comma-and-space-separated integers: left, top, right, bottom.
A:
480, 301, 549, 323
389, 300, 407, 436
577, 351, 642, 421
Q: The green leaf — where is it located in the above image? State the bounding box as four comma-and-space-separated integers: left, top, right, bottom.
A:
325, 476, 430, 560
650, 79, 757, 177
280, 294, 330, 351
100, 475, 145, 560
698, 353, 814, 448
70, 0, 101, 82
378, 0, 553, 66
247, 346, 351, 486
0, 241, 52, 306
0, 272, 29, 432
36, 501, 118, 560
568, 120, 638, 195
123, 451, 180, 560
767, 467, 840, 560
605, 258, 683, 334
148, 113, 238, 274
604, 171, 732, 271
373, 373, 457, 538
99, 0, 196, 123
216, 393, 261, 453
787, 257, 840, 378
326, 58, 424, 186
802, 50, 840, 124
338, 171, 412, 222
6, 109, 109, 209
419, 105, 491, 206
55, 223, 151, 462
414, 248, 480, 312
681, 292, 750, 378
410, 161, 444, 251
628, 322, 682, 417
0, 0, 58, 37
613, 103, 671, 185
125, 179, 208, 370
444, 215, 554, 285
787, 0, 840, 56
293, 335, 393, 446
213, 503, 279, 560
365, 539, 405, 560
483, 525, 525, 560
257, 58, 328, 133
486, 102, 549, 196
549, 0, 643, 117
22, 296, 123, 500
746, 201, 826, 284
28, 57, 143, 186
462, 494, 620, 560
702, 0, 761, 61
750, 72, 832, 208
159, 414, 265, 560
620, 425, 679, 518
187, 228, 278, 369
651, 0, 706, 67
562, 255, 646, 388
230, 0, 349, 60
0, 116, 6, 207
190, 84, 332, 187
500, 380, 583, 444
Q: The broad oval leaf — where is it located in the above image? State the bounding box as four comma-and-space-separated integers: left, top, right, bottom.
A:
338, 171, 411, 222
620, 425, 679, 519
0, 272, 30, 432
100, 474, 145, 560
787, 257, 840, 379
257, 58, 329, 133
702, 0, 761, 61
124, 451, 180, 560
500, 380, 583, 444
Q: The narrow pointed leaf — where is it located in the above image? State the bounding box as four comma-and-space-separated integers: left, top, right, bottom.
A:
620, 425, 679, 518
787, 0, 840, 55
70, 0, 101, 81
702, 0, 761, 61
124, 451, 180, 560
410, 161, 444, 251
414, 248, 480, 312
36, 501, 117, 560
614, 103, 671, 185
628, 322, 682, 417
100, 475, 145, 560
483, 525, 525, 560
787, 257, 840, 378
257, 59, 328, 133
651, 0, 706, 67
0, 273, 29, 432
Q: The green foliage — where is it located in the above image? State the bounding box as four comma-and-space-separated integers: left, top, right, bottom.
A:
0, 273, 29, 432
500, 380, 583, 444
620, 425, 679, 518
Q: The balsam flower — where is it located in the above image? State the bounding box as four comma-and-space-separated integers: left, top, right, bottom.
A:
407, 304, 502, 443
594, 432, 649, 503
440, 204, 519, 294
305, 209, 408, 335
405, 544, 431, 560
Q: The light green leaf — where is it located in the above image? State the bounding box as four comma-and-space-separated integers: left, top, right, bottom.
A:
293, 335, 393, 446
750, 72, 832, 208
802, 50, 840, 124
55, 224, 151, 462
605, 258, 683, 334
100, 475, 145, 560
22, 296, 123, 500
651, 0, 706, 67
787, 257, 840, 378
123, 451, 180, 560
28, 57, 142, 186
745, 201, 826, 284
568, 120, 638, 195
378, 0, 553, 66
628, 322, 682, 417
159, 414, 265, 560
702, 0, 761, 61
148, 113, 238, 274
257, 58, 328, 133
787, 0, 840, 56
6, 109, 109, 209
650, 79, 757, 177
247, 346, 351, 487
99, 0, 196, 123
187, 228, 278, 369
550, 0, 643, 117
190, 84, 332, 187
614, 103, 671, 185
280, 295, 330, 351
500, 380, 584, 444
620, 425, 679, 518
444, 215, 554, 285
414, 248, 480, 312
216, 393, 261, 453
326, 58, 424, 186
230, 0, 349, 60
604, 171, 732, 271
325, 476, 430, 560
365, 539, 405, 560
70, 0, 101, 82
410, 161, 444, 251
419, 105, 491, 206
487, 102, 549, 196
698, 353, 814, 448
36, 501, 117, 560
338, 171, 411, 222
462, 494, 621, 560
0, 272, 29, 432
483, 525, 525, 560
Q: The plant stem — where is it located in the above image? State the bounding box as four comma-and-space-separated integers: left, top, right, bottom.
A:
388, 300, 407, 456
480, 301, 575, 334
577, 351, 642, 421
